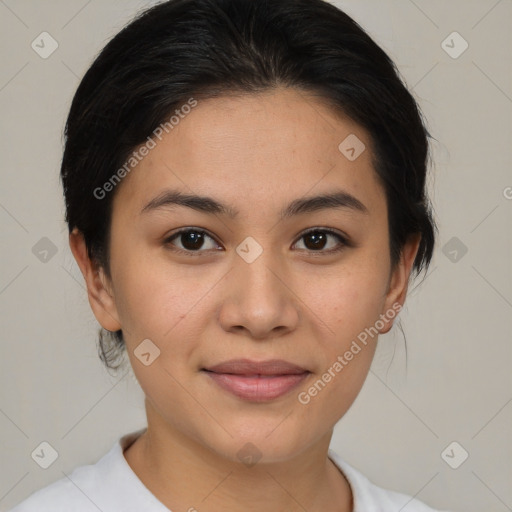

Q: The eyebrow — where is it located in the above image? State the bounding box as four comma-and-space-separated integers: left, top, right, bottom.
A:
140, 189, 369, 219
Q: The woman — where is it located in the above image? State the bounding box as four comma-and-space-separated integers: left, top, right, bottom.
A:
10, 0, 449, 510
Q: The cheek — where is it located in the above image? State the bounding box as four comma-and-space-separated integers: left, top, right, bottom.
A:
114, 264, 212, 406
111, 255, 224, 348
295, 270, 385, 424
307, 262, 389, 339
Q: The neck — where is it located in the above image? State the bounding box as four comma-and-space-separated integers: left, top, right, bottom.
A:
123, 400, 353, 512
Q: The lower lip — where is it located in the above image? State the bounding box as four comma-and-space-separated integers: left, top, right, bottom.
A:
203, 371, 309, 402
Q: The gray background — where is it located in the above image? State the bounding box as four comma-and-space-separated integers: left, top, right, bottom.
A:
0, 1, 511, 511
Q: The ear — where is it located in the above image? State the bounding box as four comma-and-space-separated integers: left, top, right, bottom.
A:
379, 234, 421, 334
69, 228, 121, 332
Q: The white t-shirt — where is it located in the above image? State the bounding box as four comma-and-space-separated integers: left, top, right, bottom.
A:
9, 428, 450, 512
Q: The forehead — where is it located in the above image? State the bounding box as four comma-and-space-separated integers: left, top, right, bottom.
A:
112, 87, 384, 218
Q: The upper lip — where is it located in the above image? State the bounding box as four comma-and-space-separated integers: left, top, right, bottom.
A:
203, 359, 309, 376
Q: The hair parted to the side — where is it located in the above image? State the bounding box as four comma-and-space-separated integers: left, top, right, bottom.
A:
61, 0, 436, 370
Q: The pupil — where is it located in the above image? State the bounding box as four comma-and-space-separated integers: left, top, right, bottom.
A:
183, 232, 203, 250
305, 232, 326, 250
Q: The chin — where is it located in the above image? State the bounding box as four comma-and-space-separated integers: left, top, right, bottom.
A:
199, 419, 317, 466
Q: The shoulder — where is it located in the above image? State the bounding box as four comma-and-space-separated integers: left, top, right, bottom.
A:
328, 450, 452, 512
7, 463, 104, 512
7, 429, 151, 512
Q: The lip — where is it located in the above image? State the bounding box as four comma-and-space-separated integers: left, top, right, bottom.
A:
202, 359, 310, 402
204, 358, 308, 375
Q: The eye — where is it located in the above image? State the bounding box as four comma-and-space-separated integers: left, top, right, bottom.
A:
164, 228, 222, 256
164, 227, 350, 257
292, 228, 349, 254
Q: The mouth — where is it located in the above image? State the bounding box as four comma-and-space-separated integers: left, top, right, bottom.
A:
201, 359, 310, 402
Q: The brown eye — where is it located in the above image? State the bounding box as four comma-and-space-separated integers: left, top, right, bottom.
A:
293, 229, 349, 253
165, 229, 221, 255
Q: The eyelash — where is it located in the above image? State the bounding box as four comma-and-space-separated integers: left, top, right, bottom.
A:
163, 227, 351, 257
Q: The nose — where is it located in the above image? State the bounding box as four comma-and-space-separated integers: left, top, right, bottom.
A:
217, 249, 300, 340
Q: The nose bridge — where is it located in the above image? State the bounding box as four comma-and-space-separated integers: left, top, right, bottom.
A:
218, 237, 299, 337
234, 238, 285, 305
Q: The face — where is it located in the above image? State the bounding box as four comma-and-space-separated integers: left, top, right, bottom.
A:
74, 87, 417, 464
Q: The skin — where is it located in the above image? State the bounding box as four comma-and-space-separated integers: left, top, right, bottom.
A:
70, 87, 420, 512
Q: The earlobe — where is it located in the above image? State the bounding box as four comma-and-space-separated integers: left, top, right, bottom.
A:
379, 234, 421, 334
68, 229, 122, 332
